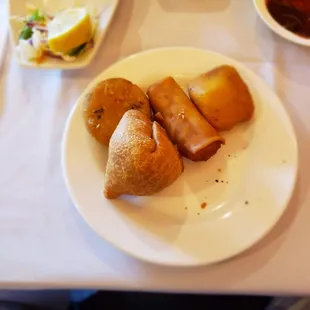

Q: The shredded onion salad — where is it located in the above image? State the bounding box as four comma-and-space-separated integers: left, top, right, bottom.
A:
16, 6, 97, 64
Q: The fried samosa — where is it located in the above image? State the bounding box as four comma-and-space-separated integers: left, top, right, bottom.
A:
104, 110, 184, 199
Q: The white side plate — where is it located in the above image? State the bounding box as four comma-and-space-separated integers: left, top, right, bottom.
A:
8, 0, 119, 69
62, 47, 298, 266
254, 0, 310, 46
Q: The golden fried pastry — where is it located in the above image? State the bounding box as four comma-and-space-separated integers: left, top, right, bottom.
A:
188, 65, 254, 131
104, 110, 184, 199
83, 78, 151, 146
147, 77, 224, 162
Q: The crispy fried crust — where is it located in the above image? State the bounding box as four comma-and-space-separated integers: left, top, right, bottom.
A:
188, 65, 254, 131
147, 76, 224, 162
104, 110, 184, 199
83, 78, 151, 146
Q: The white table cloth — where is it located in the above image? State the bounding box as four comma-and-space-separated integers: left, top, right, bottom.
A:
1, 0, 310, 294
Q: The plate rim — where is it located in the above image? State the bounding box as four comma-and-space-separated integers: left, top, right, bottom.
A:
61, 46, 299, 266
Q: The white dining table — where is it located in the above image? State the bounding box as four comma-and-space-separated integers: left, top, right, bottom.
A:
1, 0, 310, 295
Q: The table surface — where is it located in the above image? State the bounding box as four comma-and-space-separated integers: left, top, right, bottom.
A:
1, 0, 310, 295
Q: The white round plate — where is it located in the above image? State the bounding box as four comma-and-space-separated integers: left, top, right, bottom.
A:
62, 47, 298, 266
254, 0, 310, 46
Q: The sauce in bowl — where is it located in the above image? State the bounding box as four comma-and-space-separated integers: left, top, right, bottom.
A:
266, 0, 310, 38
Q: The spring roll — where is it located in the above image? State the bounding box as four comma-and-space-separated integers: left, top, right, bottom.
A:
147, 77, 224, 162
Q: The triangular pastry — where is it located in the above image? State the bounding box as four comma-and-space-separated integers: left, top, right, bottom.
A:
104, 110, 184, 199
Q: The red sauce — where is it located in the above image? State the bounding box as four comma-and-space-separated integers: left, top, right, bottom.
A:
266, 0, 310, 38
201, 202, 207, 209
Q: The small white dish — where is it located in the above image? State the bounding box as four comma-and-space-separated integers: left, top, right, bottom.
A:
254, 0, 310, 46
62, 47, 298, 266
8, 0, 119, 69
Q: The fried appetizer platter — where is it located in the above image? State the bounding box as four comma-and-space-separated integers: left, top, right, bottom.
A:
83, 65, 255, 200
147, 77, 225, 162
104, 110, 184, 199
188, 65, 254, 131
83, 78, 151, 146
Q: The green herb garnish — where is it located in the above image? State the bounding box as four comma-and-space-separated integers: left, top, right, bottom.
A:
30, 9, 45, 22
67, 43, 87, 56
19, 26, 33, 40
19, 9, 45, 40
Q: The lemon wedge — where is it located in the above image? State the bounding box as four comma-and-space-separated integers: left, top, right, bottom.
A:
48, 8, 92, 54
